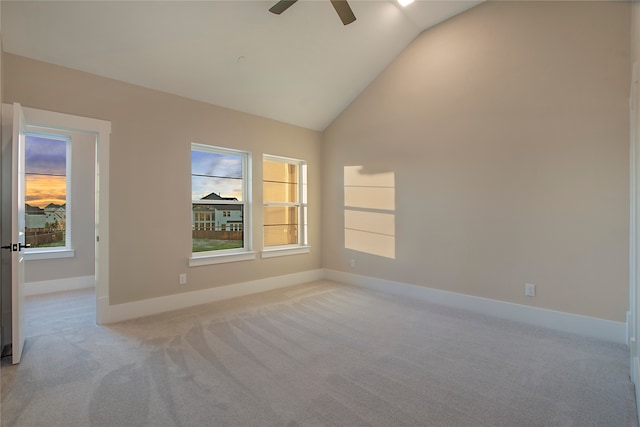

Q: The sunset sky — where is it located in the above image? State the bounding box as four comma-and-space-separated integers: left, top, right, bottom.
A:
191, 149, 243, 201
25, 135, 67, 208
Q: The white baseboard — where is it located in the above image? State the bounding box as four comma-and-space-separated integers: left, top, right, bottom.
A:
325, 269, 627, 345
634, 357, 640, 424
98, 267, 626, 345
633, 345, 638, 385
100, 269, 324, 324
24, 275, 95, 296
628, 310, 633, 347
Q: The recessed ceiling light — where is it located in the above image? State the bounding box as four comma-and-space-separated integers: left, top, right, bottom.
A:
398, 0, 414, 6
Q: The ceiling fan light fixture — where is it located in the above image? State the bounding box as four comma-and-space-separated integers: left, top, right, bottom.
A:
269, 0, 356, 25
397, 0, 415, 7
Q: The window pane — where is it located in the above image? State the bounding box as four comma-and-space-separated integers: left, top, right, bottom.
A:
192, 150, 242, 178
192, 149, 243, 202
264, 206, 298, 246
264, 206, 298, 226
264, 182, 298, 203
25, 136, 66, 175
191, 145, 249, 255
263, 156, 306, 248
25, 135, 67, 249
25, 175, 66, 208
264, 160, 298, 203
192, 203, 243, 252
264, 160, 298, 184
264, 225, 299, 246
192, 175, 243, 202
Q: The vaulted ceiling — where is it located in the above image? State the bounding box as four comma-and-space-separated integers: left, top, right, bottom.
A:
2, 1, 481, 131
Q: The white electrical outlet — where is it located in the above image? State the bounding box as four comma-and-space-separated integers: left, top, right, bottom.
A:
350, 259, 356, 268
525, 283, 536, 297
179, 273, 187, 285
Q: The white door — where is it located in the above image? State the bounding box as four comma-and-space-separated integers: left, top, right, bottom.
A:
10, 102, 26, 364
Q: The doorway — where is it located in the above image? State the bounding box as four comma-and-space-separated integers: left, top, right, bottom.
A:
1, 104, 110, 359
23, 127, 96, 338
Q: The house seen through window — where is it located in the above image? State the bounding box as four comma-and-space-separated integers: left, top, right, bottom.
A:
191, 144, 249, 253
25, 133, 70, 249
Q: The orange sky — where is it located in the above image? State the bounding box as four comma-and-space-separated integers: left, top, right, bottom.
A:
26, 175, 66, 208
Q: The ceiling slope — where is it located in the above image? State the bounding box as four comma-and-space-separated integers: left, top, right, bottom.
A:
2, 0, 481, 131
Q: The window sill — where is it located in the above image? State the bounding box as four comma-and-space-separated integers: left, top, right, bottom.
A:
24, 248, 75, 261
261, 246, 310, 259
189, 251, 257, 267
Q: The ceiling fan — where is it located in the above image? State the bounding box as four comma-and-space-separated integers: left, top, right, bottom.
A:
269, 0, 356, 26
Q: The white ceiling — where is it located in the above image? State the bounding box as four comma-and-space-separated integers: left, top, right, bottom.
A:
1, 0, 481, 131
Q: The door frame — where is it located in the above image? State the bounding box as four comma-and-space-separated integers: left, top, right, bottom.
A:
6, 104, 111, 325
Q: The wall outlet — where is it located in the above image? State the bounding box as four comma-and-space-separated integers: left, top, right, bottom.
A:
350, 259, 356, 268
525, 283, 536, 297
179, 273, 187, 285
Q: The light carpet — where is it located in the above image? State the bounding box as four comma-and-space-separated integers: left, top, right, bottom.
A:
1, 280, 637, 426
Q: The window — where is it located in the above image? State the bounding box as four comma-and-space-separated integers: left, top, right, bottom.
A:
24, 132, 71, 251
263, 155, 307, 251
191, 144, 251, 260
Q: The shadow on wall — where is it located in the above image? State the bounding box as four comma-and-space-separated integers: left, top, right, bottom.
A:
344, 165, 396, 259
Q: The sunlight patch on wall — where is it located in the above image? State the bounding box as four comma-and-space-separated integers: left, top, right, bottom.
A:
344, 166, 396, 259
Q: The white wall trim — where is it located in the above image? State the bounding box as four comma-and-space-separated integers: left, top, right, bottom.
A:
189, 251, 257, 267
100, 267, 626, 345
634, 356, 640, 425
101, 269, 324, 324
24, 275, 95, 296
325, 269, 627, 345
629, 310, 633, 348
632, 340, 638, 384
24, 248, 75, 261
261, 246, 311, 259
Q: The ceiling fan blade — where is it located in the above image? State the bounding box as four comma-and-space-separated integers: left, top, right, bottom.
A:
269, 0, 298, 15
329, 0, 356, 25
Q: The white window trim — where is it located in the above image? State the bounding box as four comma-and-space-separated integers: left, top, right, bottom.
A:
262, 154, 308, 257
261, 245, 310, 258
190, 143, 252, 264
25, 248, 75, 261
23, 129, 73, 256
189, 250, 257, 267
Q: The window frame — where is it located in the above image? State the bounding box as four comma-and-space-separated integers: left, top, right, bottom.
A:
262, 154, 309, 258
189, 143, 254, 266
23, 130, 74, 261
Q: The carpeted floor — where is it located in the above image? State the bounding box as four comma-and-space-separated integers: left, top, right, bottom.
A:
1, 280, 637, 427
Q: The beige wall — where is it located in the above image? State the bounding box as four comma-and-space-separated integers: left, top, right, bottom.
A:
24, 129, 95, 283
323, 1, 631, 322
3, 53, 322, 305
